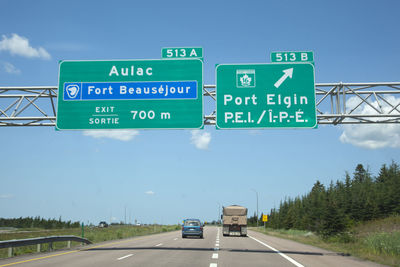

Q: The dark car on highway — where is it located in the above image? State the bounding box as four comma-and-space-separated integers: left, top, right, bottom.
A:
182, 219, 203, 238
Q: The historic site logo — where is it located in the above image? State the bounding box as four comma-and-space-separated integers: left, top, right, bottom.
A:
236, 69, 255, 88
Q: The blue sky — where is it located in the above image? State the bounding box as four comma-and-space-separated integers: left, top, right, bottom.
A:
1, 0, 400, 225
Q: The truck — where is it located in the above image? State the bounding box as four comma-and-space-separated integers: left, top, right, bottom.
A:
222, 205, 247, 236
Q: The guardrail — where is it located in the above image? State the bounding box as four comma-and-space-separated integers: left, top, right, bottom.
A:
0, 235, 92, 258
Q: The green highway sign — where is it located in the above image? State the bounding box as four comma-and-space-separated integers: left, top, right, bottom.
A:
271, 51, 314, 63
162, 47, 203, 60
216, 63, 316, 129
56, 59, 203, 130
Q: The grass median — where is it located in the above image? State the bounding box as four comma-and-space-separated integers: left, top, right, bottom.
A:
0, 224, 180, 259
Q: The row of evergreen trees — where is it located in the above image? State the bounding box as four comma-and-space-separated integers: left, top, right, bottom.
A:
266, 162, 400, 237
0, 216, 80, 229
248, 212, 259, 226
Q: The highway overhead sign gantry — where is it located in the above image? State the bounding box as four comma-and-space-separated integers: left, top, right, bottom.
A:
56, 59, 203, 130
216, 63, 316, 129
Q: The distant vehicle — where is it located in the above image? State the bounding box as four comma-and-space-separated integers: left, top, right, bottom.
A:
222, 205, 247, 236
182, 219, 203, 238
98, 221, 108, 228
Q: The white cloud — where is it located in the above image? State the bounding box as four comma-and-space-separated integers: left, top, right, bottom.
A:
145, 191, 155, 195
83, 130, 139, 141
2, 62, 20, 74
0, 33, 51, 60
46, 42, 89, 52
0, 194, 13, 199
339, 96, 400, 149
190, 130, 211, 150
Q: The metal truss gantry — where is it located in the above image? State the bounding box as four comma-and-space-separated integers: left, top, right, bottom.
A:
203, 82, 400, 125
1, 82, 400, 126
0, 86, 57, 126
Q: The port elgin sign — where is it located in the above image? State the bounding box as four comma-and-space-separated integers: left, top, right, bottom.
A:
56, 59, 203, 130
216, 63, 316, 129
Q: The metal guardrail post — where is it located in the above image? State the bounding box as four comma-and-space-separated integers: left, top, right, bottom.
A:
0, 235, 92, 258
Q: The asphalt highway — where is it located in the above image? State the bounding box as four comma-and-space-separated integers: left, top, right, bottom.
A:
0, 227, 385, 267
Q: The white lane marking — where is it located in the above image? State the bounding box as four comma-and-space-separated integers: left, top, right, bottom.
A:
155, 243, 163, 247
117, 254, 133, 260
215, 243, 219, 246
173, 238, 178, 240
210, 264, 217, 267
212, 253, 219, 259
249, 236, 304, 267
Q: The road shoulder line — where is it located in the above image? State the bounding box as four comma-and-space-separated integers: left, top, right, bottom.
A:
248, 235, 304, 267
0, 251, 78, 267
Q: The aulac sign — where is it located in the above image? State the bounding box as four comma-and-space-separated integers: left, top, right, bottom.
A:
56, 59, 203, 130
216, 63, 316, 129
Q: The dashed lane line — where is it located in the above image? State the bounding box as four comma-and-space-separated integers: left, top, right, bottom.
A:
117, 254, 133, 260
209, 229, 220, 267
155, 243, 163, 247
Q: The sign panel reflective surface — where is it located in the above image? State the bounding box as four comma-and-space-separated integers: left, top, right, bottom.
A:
57, 59, 203, 130
161, 47, 203, 60
271, 51, 314, 63
216, 63, 316, 129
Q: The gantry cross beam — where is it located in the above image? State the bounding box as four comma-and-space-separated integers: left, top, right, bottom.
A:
203, 82, 400, 125
1, 82, 400, 127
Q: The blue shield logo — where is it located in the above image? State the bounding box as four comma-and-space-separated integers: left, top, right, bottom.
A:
64, 83, 81, 100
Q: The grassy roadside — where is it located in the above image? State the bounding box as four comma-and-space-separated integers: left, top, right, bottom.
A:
251, 216, 400, 267
0, 224, 180, 259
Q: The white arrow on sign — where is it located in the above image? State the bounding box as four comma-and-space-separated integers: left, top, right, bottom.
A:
274, 68, 293, 88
